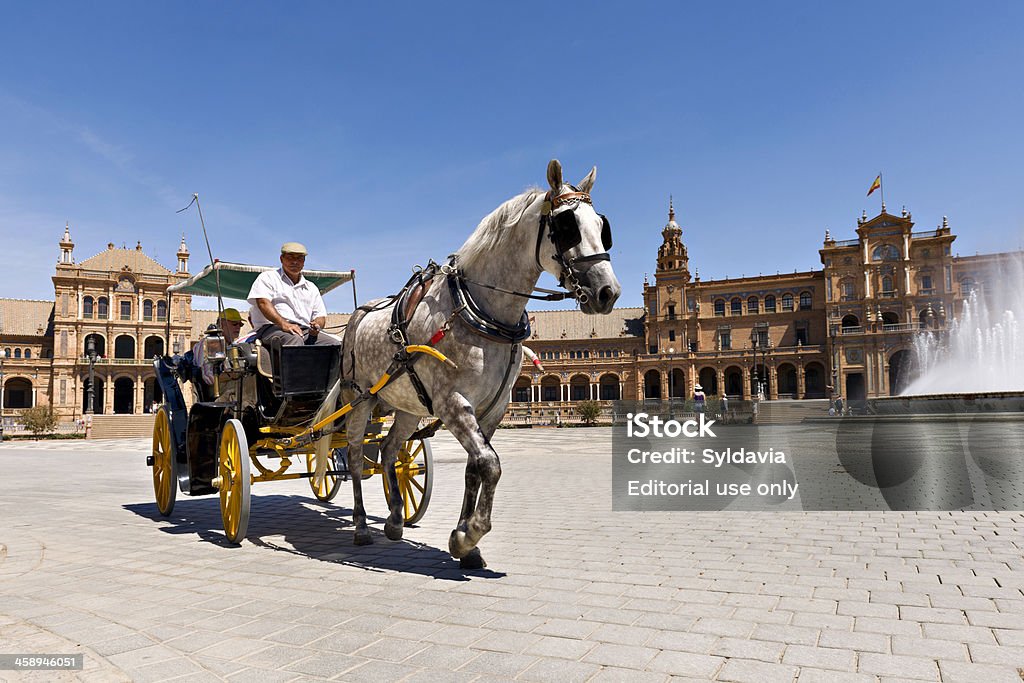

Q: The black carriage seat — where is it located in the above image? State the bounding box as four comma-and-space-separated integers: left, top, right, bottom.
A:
254, 342, 341, 427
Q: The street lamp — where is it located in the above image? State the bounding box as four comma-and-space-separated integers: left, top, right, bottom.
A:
751, 333, 772, 401
0, 352, 5, 442
85, 336, 97, 415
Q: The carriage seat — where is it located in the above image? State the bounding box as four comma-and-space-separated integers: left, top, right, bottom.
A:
254, 342, 341, 426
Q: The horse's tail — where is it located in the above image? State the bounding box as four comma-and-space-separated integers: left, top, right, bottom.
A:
312, 378, 342, 488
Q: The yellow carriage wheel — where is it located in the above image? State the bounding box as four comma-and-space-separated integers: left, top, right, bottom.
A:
306, 450, 342, 502
382, 438, 433, 525
151, 406, 177, 516
218, 419, 251, 544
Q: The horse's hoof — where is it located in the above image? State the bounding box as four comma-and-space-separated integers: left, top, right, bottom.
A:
354, 530, 373, 546
448, 529, 473, 559
384, 520, 404, 541
459, 548, 486, 570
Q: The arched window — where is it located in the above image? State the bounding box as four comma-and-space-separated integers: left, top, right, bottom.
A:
3, 348, 10, 358
747, 296, 758, 314
157, 299, 167, 321
143, 299, 154, 321
114, 335, 135, 359
799, 292, 812, 310
714, 299, 725, 316
730, 298, 742, 315
13, 348, 21, 358
24, 349, 31, 359
764, 295, 776, 313
83, 296, 94, 318
97, 297, 108, 318
781, 294, 794, 311
872, 244, 900, 262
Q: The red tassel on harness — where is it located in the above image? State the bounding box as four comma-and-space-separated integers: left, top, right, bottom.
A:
429, 329, 445, 346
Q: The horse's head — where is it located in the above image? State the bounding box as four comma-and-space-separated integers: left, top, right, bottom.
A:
540, 159, 622, 314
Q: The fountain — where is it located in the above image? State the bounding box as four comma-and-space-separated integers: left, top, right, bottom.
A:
849, 252, 1024, 510
903, 255, 1024, 395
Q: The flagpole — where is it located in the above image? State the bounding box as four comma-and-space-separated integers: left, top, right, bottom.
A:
879, 171, 884, 212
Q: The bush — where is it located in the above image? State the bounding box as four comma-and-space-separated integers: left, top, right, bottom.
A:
576, 400, 603, 426
20, 406, 58, 436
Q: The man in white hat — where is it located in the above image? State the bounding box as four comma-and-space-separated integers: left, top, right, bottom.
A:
247, 242, 338, 348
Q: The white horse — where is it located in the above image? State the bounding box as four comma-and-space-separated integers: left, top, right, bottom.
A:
338, 160, 621, 568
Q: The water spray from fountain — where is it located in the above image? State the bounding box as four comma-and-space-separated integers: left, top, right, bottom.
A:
902, 252, 1024, 395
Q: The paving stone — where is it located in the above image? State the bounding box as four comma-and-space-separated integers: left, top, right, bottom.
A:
710, 636, 785, 662
781, 643, 857, 671
644, 649, 724, 677
857, 652, 940, 679
581, 642, 659, 668
517, 657, 603, 682
937, 661, 1024, 683
456, 650, 539, 677
715, 658, 799, 682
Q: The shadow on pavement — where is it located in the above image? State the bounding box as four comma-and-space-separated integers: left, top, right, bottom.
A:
123, 495, 505, 581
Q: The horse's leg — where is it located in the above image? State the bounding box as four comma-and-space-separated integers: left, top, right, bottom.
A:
436, 394, 501, 567
344, 399, 375, 546
378, 411, 422, 541
453, 410, 504, 569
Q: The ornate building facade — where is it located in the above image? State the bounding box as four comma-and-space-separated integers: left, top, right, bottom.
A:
1, 226, 194, 419
1, 204, 1019, 424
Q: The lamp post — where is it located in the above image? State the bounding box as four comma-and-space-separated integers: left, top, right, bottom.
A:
751, 333, 771, 401
0, 353, 5, 442
85, 336, 97, 415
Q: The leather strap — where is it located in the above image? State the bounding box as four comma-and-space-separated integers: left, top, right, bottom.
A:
447, 271, 531, 344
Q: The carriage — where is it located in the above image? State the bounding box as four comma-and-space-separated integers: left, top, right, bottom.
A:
148, 161, 620, 567
148, 261, 436, 544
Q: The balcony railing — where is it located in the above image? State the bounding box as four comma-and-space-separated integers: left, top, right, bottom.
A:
831, 239, 859, 247
78, 356, 154, 366
840, 326, 865, 335
882, 323, 921, 332
911, 229, 941, 239
878, 291, 898, 298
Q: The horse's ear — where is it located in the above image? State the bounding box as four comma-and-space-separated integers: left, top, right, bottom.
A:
578, 166, 597, 194
547, 159, 563, 192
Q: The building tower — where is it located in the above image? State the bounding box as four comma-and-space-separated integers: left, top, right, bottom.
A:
59, 222, 74, 265
176, 235, 190, 274
656, 197, 690, 280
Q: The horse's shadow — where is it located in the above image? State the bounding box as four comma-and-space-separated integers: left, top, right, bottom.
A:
123, 495, 505, 581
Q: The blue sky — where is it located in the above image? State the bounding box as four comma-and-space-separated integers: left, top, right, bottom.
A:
2, 2, 1022, 312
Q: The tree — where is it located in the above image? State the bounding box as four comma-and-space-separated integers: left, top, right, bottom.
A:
576, 400, 603, 426
21, 406, 58, 436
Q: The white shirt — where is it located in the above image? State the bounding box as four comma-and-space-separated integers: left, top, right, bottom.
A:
247, 267, 326, 329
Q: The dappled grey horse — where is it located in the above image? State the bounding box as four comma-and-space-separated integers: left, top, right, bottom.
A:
337, 160, 621, 568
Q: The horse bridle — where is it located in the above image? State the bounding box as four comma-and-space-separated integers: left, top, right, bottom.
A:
535, 189, 613, 304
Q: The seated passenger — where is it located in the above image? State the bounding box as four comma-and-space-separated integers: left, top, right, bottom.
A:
247, 242, 339, 350
193, 307, 245, 385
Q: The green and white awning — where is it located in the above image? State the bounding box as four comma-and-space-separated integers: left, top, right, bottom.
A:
168, 261, 354, 299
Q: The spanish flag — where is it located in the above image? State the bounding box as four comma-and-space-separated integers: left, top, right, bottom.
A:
867, 174, 882, 197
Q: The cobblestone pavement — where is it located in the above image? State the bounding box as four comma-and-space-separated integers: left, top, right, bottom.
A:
1, 429, 1022, 682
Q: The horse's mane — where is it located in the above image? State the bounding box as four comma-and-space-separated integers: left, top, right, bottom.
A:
456, 188, 544, 269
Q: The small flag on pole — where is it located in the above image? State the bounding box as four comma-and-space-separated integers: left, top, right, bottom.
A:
867, 174, 882, 197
